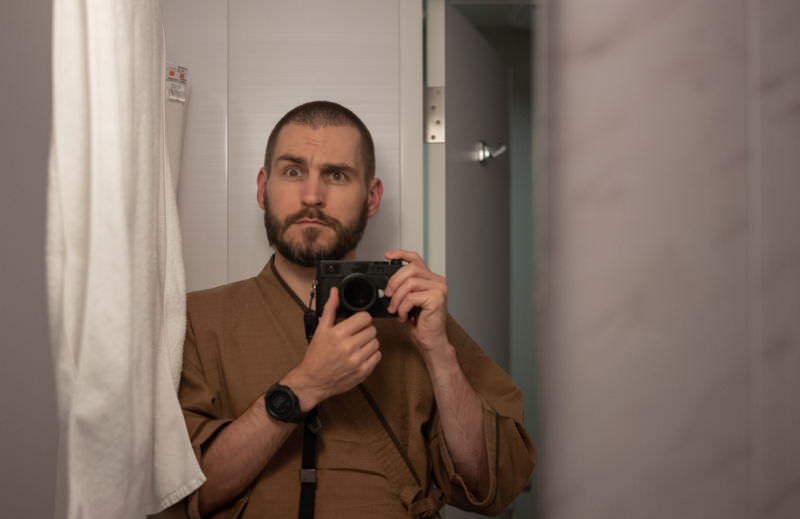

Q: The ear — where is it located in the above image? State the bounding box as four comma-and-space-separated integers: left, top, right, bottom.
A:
257, 167, 267, 209
366, 177, 383, 218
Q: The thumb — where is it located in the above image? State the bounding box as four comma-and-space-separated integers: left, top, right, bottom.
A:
319, 286, 339, 327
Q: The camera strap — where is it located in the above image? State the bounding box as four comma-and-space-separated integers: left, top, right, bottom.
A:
298, 411, 318, 519
304, 280, 319, 342
303, 310, 319, 344
299, 281, 319, 519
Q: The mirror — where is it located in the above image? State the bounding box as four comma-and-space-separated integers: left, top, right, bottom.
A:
161, 2, 536, 517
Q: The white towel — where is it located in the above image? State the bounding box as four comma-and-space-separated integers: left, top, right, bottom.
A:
47, 1, 205, 517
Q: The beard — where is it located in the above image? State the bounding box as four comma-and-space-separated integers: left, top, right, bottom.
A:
263, 195, 369, 268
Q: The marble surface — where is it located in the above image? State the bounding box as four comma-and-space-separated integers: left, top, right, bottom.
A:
536, 0, 800, 517
756, 0, 800, 517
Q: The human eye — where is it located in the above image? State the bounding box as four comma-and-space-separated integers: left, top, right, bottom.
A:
284, 167, 302, 179
325, 169, 348, 183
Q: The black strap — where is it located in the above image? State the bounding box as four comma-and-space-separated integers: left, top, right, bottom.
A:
299, 302, 320, 519
298, 411, 318, 519
304, 310, 319, 343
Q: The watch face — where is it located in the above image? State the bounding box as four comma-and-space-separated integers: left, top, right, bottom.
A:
266, 384, 305, 423
269, 390, 292, 415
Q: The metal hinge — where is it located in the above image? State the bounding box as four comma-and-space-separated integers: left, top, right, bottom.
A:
424, 86, 445, 143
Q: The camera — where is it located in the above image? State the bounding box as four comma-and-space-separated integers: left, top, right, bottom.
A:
315, 260, 404, 319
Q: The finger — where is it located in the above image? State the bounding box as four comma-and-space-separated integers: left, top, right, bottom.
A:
347, 324, 378, 352
384, 249, 424, 266
334, 311, 374, 337
386, 277, 437, 314
359, 346, 383, 377
387, 271, 446, 309
385, 262, 441, 297
396, 290, 444, 323
356, 337, 381, 361
319, 286, 339, 327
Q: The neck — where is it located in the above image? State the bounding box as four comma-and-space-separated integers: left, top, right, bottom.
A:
273, 249, 357, 310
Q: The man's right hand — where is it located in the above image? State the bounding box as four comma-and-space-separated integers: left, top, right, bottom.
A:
281, 287, 382, 411
197, 287, 381, 515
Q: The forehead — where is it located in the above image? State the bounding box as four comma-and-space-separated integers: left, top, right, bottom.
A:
273, 123, 362, 169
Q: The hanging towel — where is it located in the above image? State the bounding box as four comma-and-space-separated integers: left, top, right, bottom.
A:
47, 1, 205, 517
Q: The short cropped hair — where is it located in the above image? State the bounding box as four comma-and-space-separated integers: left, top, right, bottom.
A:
263, 101, 375, 183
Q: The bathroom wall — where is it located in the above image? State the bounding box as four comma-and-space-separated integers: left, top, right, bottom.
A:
535, 1, 800, 518
162, 0, 415, 291
0, 0, 58, 516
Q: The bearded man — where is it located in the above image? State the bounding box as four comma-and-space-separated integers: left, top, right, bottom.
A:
177, 101, 535, 519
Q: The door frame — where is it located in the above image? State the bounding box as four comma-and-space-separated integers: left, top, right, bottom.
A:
399, 0, 426, 257
423, 0, 447, 275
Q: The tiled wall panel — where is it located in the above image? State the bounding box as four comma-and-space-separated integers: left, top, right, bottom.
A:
227, 0, 401, 283
162, 0, 229, 291
164, 0, 403, 290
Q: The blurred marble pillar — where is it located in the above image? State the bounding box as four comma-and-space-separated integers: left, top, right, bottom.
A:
534, 1, 800, 518
756, 0, 800, 517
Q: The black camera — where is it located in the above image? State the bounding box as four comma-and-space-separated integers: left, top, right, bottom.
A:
315, 260, 404, 319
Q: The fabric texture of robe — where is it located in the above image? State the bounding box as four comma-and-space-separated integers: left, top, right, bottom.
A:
178, 259, 535, 518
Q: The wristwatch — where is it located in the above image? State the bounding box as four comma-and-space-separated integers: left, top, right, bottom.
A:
264, 383, 307, 423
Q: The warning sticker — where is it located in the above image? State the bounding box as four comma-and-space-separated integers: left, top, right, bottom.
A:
166, 64, 188, 103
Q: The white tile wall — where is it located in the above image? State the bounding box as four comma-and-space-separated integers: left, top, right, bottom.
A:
226, 0, 401, 283
162, 0, 229, 291
163, 0, 404, 291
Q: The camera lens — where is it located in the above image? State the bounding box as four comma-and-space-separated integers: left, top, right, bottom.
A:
339, 273, 377, 312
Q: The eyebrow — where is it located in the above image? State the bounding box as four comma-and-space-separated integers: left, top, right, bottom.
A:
320, 163, 357, 176
275, 154, 358, 176
275, 154, 308, 167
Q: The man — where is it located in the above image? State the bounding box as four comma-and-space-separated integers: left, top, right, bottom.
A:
178, 101, 534, 518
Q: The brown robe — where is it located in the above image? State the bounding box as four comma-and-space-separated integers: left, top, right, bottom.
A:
178, 259, 535, 518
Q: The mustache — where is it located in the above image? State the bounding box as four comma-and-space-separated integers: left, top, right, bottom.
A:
284, 208, 338, 228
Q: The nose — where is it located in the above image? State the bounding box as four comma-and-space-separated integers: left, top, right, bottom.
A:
301, 172, 325, 207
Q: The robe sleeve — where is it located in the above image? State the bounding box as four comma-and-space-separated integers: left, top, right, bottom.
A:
428, 317, 536, 515
177, 305, 248, 519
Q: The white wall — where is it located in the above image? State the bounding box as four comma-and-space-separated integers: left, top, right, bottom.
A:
162, 0, 419, 291
535, 0, 800, 517
162, 0, 229, 291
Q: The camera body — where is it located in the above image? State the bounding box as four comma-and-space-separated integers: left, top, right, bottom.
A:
315, 259, 403, 319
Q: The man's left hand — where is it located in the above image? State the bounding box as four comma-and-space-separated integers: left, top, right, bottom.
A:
384, 250, 491, 499
383, 249, 448, 353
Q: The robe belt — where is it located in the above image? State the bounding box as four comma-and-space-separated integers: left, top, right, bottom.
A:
400, 486, 444, 519
331, 385, 446, 519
